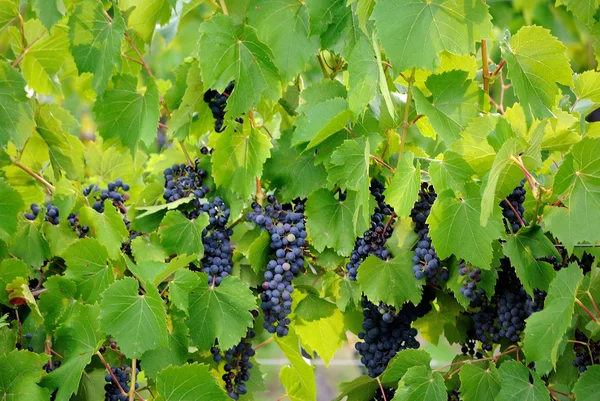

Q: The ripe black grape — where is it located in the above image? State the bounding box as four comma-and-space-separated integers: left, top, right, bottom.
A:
212, 328, 256, 400
499, 180, 526, 234
458, 264, 485, 304
24, 203, 60, 225
246, 197, 307, 337
43, 359, 61, 373
346, 179, 395, 281
163, 160, 209, 203
410, 183, 447, 283
204, 82, 234, 132
104, 366, 138, 401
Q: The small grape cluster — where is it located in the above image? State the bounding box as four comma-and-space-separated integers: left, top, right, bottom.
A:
499, 180, 526, 234
461, 338, 483, 359
43, 359, 61, 373
537, 255, 563, 271
193, 197, 233, 286
448, 388, 461, 401
572, 330, 600, 372
84, 179, 130, 214
346, 179, 395, 280
458, 264, 485, 303
163, 161, 209, 203
356, 288, 435, 377
410, 183, 446, 283
24, 203, 60, 225
373, 386, 396, 401
211, 328, 256, 400
67, 212, 89, 237
104, 366, 138, 401
247, 196, 307, 337
204, 82, 234, 132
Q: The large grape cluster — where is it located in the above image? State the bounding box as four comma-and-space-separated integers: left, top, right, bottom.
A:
163, 161, 209, 203
499, 180, 526, 234
346, 179, 395, 281
356, 288, 435, 377
212, 328, 256, 400
246, 196, 307, 337
410, 183, 447, 283
104, 366, 138, 401
572, 329, 600, 372
204, 82, 234, 133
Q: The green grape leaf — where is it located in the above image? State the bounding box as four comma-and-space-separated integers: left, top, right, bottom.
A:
393, 365, 446, 401
556, 0, 600, 27
168, 269, 201, 315
247, 0, 316, 80
500, 26, 573, 121
295, 293, 337, 321
413, 71, 486, 145
544, 138, 600, 251
413, 293, 462, 345
0, 61, 34, 149
373, 0, 493, 72
37, 276, 76, 333
384, 153, 421, 218
198, 15, 280, 116
131, 233, 168, 262
458, 363, 501, 401
275, 329, 317, 401
39, 304, 105, 400
31, 0, 65, 30
158, 211, 208, 257
264, 130, 328, 203
21, 22, 69, 95
142, 315, 189, 380
451, 115, 498, 176
168, 61, 206, 137
333, 376, 378, 401
348, 33, 379, 115
10, 221, 50, 268
428, 184, 504, 268
0, 350, 49, 400
306, 189, 365, 256
246, 230, 271, 275
573, 365, 600, 401
78, 204, 129, 260
300, 80, 347, 106
100, 277, 169, 358
119, 0, 171, 43
211, 124, 272, 199
292, 98, 352, 148
0, 259, 29, 306
496, 361, 549, 401
156, 363, 229, 401
0, 180, 24, 242
71, 370, 106, 401
6, 277, 43, 324
573, 70, 600, 108
327, 139, 370, 192
503, 226, 561, 295
0, 1, 19, 31
357, 254, 423, 307
94, 74, 160, 154
429, 151, 475, 196
523, 264, 584, 368
68, 0, 125, 94
187, 275, 257, 351
382, 349, 432, 383
295, 310, 346, 367
62, 238, 112, 304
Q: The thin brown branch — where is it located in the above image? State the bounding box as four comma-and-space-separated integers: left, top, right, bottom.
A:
316, 54, 329, 78
12, 29, 46, 68
504, 197, 526, 229
96, 352, 128, 397
253, 337, 274, 351
31, 288, 47, 297
275, 394, 288, 401
370, 155, 395, 172
121, 53, 144, 66
18, 14, 25, 49
576, 299, 600, 325
158, 121, 168, 130
219, 0, 229, 15
376, 377, 388, 401
482, 39, 489, 94
409, 114, 424, 127
399, 67, 416, 161
343, 126, 356, 138
11, 157, 55, 193
129, 359, 137, 401
548, 387, 574, 399
434, 345, 519, 374
256, 178, 263, 205
587, 291, 600, 318
15, 309, 23, 350
179, 142, 194, 167
491, 59, 506, 78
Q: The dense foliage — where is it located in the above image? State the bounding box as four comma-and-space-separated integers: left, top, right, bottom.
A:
0, 0, 599, 400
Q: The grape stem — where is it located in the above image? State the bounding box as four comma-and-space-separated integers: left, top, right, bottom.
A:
548, 387, 574, 399
567, 340, 595, 367
482, 39, 490, 94
503, 197, 526, 229
370, 155, 395, 172
376, 377, 388, 401
129, 359, 137, 401
15, 309, 23, 350
10, 157, 55, 193
96, 351, 129, 397
510, 155, 542, 199
219, 0, 229, 15
575, 299, 600, 325
586, 291, 600, 317
12, 29, 46, 68
179, 142, 194, 167
275, 394, 288, 401
433, 344, 519, 377
253, 337, 274, 351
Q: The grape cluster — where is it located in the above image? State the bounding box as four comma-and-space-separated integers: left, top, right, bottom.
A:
43, 359, 61, 373
85, 179, 130, 214
461, 338, 483, 359
67, 212, 89, 237
246, 196, 307, 337
211, 328, 256, 400
346, 179, 395, 280
410, 183, 447, 283
356, 288, 435, 377
24, 203, 60, 225
448, 388, 461, 401
373, 386, 396, 401
204, 82, 234, 132
104, 366, 138, 401
537, 255, 563, 271
458, 264, 485, 303
193, 197, 233, 286
163, 161, 209, 202
499, 180, 526, 234
572, 330, 600, 372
